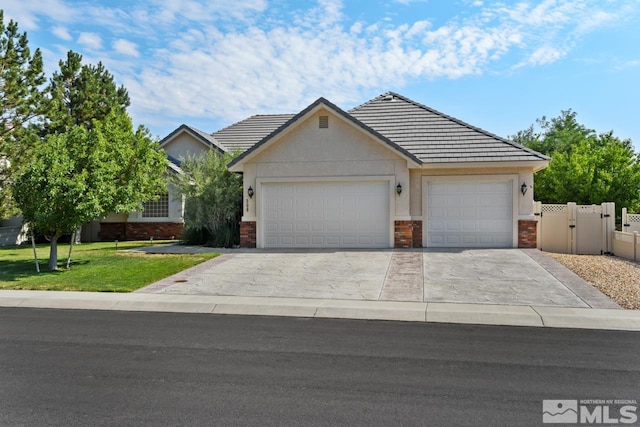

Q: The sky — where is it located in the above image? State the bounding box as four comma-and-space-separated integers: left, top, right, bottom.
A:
3, 0, 640, 148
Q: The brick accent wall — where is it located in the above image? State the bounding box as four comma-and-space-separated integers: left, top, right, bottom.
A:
99, 223, 126, 241
240, 221, 257, 248
518, 220, 537, 248
99, 222, 184, 241
394, 220, 422, 248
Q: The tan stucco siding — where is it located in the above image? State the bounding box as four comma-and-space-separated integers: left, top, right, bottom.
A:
241, 109, 411, 221
254, 110, 401, 164
163, 134, 209, 160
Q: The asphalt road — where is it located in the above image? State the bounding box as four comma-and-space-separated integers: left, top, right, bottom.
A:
0, 308, 638, 427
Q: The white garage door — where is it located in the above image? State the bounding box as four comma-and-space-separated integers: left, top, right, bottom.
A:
262, 181, 390, 248
427, 181, 513, 247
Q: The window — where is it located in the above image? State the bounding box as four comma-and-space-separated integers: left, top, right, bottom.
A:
142, 193, 169, 218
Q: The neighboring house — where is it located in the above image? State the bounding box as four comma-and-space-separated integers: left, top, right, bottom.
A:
85, 116, 293, 241
87, 91, 550, 247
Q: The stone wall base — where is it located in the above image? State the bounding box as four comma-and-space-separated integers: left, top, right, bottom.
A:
394, 220, 423, 248
518, 220, 537, 248
99, 222, 184, 241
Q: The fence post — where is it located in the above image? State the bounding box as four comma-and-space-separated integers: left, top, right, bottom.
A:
634, 232, 638, 262
622, 207, 629, 232
533, 201, 542, 250
601, 202, 614, 255
568, 202, 577, 254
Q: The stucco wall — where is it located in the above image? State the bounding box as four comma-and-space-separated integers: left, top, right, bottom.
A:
241, 108, 411, 221
162, 133, 209, 160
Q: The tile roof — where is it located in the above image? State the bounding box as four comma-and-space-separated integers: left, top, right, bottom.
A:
170, 92, 549, 166
349, 92, 549, 163
213, 114, 295, 153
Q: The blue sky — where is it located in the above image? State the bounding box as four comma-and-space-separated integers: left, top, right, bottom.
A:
4, 0, 640, 148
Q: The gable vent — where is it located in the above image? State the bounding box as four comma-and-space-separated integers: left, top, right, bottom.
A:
319, 115, 329, 128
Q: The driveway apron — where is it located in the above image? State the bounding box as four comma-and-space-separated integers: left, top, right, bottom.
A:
138, 247, 607, 308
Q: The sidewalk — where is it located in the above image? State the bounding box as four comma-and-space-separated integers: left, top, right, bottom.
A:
1, 290, 639, 331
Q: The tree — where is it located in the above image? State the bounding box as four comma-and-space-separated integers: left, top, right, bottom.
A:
45, 50, 129, 134
170, 151, 242, 247
512, 111, 640, 216
13, 111, 167, 270
0, 11, 45, 218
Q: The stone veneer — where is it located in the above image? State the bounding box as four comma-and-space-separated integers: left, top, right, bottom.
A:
99, 222, 184, 241
394, 220, 423, 248
518, 219, 537, 248
240, 221, 257, 248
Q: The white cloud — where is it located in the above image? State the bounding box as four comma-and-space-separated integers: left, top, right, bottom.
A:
6, 0, 637, 131
77, 32, 102, 50
1, 0, 75, 29
520, 45, 565, 67
52, 26, 72, 41
113, 39, 140, 57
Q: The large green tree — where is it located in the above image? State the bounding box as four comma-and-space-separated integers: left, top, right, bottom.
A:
0, 11, 45, 218
14, 111, 167, 270
512, 110, 640, 215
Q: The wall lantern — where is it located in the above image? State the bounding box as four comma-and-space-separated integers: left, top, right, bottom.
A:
248, 186, 254, 199
521, 182, 528, 196
396, 183, 402, 195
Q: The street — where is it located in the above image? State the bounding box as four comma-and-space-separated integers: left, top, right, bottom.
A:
0, 308, 638, 426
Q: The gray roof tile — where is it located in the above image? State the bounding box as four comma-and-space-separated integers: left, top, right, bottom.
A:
349, 92, 549, 163
173, 92, 549, 166
213, 114, 295, 153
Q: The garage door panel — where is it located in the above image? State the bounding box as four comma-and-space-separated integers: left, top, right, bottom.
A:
263, 182, 390, 248
427, 181, 513, 248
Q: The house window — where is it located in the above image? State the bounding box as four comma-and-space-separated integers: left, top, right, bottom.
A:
142, 193, 169, 218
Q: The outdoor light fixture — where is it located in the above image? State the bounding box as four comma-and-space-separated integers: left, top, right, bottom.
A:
396, 183, 402, 195
248, 186, 254, 199
521, 182, 528, 196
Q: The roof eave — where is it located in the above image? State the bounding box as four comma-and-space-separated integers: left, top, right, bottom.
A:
420, 159, 550, 171
159, 124, 226, 154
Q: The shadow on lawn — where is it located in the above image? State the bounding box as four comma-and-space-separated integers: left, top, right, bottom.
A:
0, 259, 90, 282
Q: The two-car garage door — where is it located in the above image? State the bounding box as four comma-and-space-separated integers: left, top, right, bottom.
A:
262, 182, 390, 248
426, 181, 513, 247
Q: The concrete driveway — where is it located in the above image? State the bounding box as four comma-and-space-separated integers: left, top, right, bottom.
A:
139, 248, 617, 308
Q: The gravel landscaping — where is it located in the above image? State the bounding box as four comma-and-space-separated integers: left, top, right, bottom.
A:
546, 253, 640, 310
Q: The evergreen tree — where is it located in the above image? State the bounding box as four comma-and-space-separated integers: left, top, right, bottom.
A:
0, 11, 45, 218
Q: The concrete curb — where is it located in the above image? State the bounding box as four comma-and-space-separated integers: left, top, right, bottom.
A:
1, 290, 639, 331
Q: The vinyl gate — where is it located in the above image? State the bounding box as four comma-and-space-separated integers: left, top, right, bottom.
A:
533, 202, 615, 254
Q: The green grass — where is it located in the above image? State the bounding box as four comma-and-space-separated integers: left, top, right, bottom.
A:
0, 241, 219, 292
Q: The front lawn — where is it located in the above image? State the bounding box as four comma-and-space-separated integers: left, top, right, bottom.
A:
0, 241, 219, 292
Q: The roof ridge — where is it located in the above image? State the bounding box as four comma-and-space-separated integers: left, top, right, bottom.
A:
348, 92, 393, 113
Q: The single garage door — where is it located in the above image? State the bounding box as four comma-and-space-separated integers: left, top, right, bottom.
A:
426, 181, 513, 247
262, 181, 390, 248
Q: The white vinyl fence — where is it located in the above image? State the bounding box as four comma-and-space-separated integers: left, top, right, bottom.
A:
622, 208, 640, 234
533, 202, 615, 255
612, 231, 640, 262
